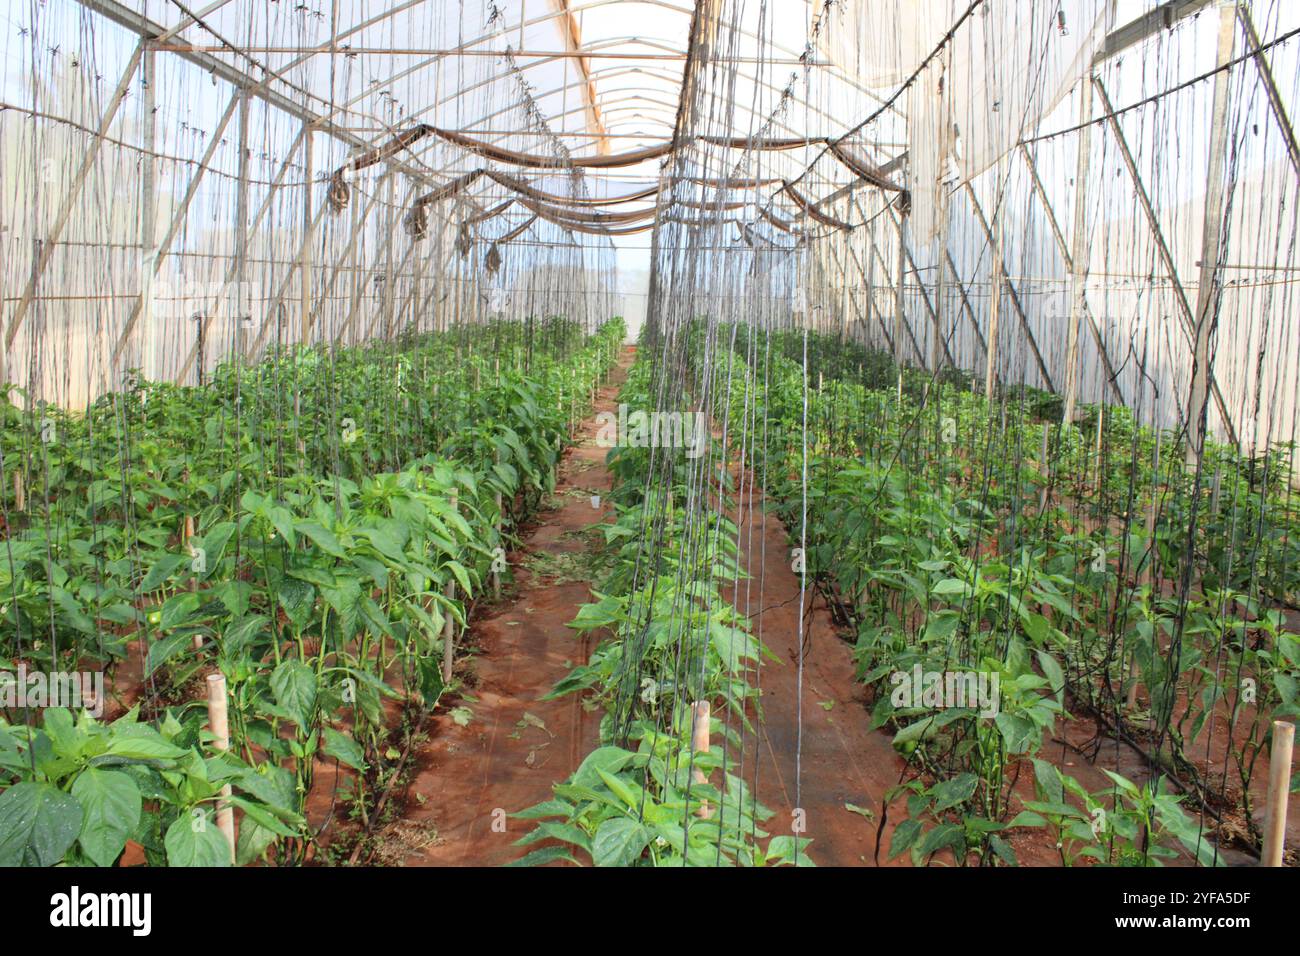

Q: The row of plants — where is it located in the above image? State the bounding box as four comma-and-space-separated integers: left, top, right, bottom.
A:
703, 323, 1296, 865
765, 329, 1300, 609
514, 351, 812, 866
0, 317, 625, 866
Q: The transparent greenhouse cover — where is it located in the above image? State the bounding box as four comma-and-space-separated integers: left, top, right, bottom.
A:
1, 1, 1298, 439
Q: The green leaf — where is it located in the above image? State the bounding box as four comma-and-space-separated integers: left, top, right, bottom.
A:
159, 591, 202, 630
591, 816, 649, 867
1035, 649, 1065, 704
988, 834, 1019, 866
235, 819, 277, 866
146, 630, 199, 675
164, 811, 231, 866
888, 818, 922, 860
267, 506, 296, 550
276, 577, 316, 631
709, 621, 762, 674
994, 713, 1039, 754
103, 734, 187, 761
71, 768, 141, 867
595, 768, 639, 810
505, 845, 578, 867
931, 773, 978, 813
932, 577, 971, 598
765, 834, 816, 866
572, 746, 635, 788
196, 521, 237, 579
567, 593, 625, 632
443, 560, 473, 596
140, 553, 187, 592
270, 660, 317, 731
1007, 810, 1047, 829
296, 521, 346, 559
322, 727, 367, 772
915, 822, 964, 859
0, 782, 83, 866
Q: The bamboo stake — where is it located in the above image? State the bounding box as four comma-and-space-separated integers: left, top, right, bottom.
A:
13, 470, 23, 512
205, 673, 237, 863
984, 217, 1002, 402
691, 700, 712, 819
1261, 720, 1295, 866
442, 489, 459, 684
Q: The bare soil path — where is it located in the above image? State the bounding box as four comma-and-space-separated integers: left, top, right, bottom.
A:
391, 347, 634, 866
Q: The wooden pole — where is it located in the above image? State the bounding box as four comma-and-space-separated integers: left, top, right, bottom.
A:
1186, 0, 1238, 469
13, 470, 23, 513
983, 218, 1002, 403
300, 122, 314, 344
1061, 72, 1095, 428
691, 700, 711, 819
205, 673, 237, 863
1261, 720, 1295, 866
894, 213, 907, 402
442, 489, 459, 684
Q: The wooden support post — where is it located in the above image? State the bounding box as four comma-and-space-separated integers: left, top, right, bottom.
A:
894, 214, 907, 402
138, 46, 158, 378
1094, 76, 1235, 445
984, 217, 1002, 403
178, 122, 308, 379
1186, 0, 1238, 468
442, 489, 459, 684
691, 700, 711, 819
13, 470, 23, 513
113, 95, 240, 367
7, 43, 145, 352
1061, 74, 1095, 428
1261, 721, 1295, 866
932, 230, 947, 376
205, 673, 237, 864
233, 91, 251, 364
300, 123, 315, 344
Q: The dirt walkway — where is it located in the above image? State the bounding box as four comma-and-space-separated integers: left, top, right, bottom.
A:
385, 345, 939, 867
392, 348, 633, 866
723, 478, 908, 866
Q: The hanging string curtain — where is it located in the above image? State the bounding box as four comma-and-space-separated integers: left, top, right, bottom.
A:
818, 0, 1112, 239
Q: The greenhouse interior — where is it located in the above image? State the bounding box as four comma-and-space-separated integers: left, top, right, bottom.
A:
1, 0, 1298, 892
